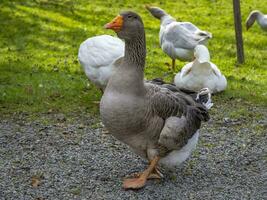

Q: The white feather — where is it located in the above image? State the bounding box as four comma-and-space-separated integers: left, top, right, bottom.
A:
78, 35, 124, 89
160, 19, 212, 61
159, 131, 199, 168
174, 45, 227, 93
258, 14, 267, 30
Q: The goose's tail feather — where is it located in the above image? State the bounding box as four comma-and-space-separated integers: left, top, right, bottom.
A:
196, 88, 213, 110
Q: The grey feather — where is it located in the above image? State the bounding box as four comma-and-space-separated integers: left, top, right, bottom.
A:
159, 105, 209, 152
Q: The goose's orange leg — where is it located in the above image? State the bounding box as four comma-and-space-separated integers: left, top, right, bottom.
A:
128, 167, 162, 179
123, 156, 160, 189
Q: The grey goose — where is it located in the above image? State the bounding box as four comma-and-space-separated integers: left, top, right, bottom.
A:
100, 11, 213, 189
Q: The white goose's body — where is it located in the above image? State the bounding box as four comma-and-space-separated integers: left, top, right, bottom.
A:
246, 10, 267, 31
146, 6, 212, 70
174, 45, 227, 93
78, 35, 124, 90
160, 18, 212, 61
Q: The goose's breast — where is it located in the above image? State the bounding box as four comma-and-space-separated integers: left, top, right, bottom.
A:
100, 92, 149, 134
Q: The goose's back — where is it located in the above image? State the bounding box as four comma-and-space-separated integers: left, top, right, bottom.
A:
160, 22, 211, 61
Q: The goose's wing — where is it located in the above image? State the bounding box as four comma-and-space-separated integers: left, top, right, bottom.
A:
178, 22, 200, 32
181, 22, 212, 42
163, 22, 201, 50
159, 104, 209, 152
147, 83, 210, 155
180, 62, 194, 77
147, 77, 196, 96
147, 83, 196, 119
78, 35, 124, 69
210, 62, 222, 77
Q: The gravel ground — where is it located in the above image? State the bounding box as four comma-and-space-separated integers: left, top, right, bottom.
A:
0, 104, 266, 200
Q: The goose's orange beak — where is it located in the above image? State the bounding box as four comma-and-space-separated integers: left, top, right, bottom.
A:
104, 15, 123, 32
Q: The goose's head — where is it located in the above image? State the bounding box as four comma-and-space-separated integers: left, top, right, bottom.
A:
246, 10, 261, 30
145, 5, 167, 20
104, 11, 144, 41
194, 45, 210, 63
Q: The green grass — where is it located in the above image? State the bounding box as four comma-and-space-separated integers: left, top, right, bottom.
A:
0, 0, 266, 117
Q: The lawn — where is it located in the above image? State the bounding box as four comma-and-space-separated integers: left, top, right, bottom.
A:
0, 0, 266, 117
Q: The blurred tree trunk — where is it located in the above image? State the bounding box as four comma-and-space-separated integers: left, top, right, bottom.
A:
233, 0, 245, 64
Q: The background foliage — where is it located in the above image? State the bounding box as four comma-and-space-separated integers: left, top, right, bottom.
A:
0, 0, 266, 116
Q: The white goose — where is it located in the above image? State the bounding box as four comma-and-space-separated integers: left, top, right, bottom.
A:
146, 6, 212, 71
246, 10, 267, 31
78, 35, 124, 92
174, 45, 227, 94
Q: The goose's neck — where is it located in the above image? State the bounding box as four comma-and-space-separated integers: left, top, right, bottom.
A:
124, 33, 146, 69
195, 50, 210, 63
106, 33, 146, 95
251, 11, 263, 24
256, 11, 263, 20
161, 15, 176, 26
